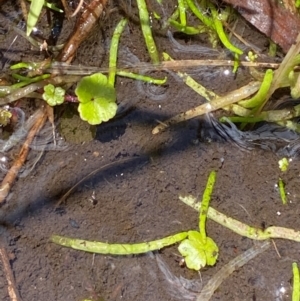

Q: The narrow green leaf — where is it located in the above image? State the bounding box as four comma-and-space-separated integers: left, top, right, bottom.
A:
27, 0, 44, 36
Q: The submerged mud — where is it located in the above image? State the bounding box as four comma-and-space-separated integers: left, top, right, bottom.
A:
0, 1, 300, 301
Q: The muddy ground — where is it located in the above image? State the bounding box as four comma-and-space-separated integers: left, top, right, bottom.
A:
0, 1, 300, 301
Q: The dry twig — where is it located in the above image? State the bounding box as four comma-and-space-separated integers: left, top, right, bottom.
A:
0, 107, 48, 204
0, 239, 22, 301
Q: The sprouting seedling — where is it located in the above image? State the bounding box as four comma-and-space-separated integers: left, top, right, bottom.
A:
178, 170, 218, 270
74, 18, 127, 125
75, 17, 166, 125
51, 171, 218, 272
26, 0, 63, 36
43, 84, 65, 106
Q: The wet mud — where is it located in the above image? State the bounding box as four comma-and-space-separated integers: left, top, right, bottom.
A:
0, 1, 300, 301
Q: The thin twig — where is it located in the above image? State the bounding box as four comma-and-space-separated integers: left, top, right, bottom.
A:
0, 239, 22, 301
0, 107, 47, 205
55, 157, 134, 207
70, 0, 84, 17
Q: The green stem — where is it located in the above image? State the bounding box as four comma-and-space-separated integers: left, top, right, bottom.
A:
179, 195, 300, 242
116, 70, 166, 84
136, 0, 160, 64
199, 171, 217, 242
208, 2, 243, 56
293, 262, 300, 301
108, 18, 128, 87
238, 69, 273, 108
186, 0, 213, 28
278, 178, 287, 205
178, 0, 187, 26
51, 232, 188, 255
162, 52, 217, 101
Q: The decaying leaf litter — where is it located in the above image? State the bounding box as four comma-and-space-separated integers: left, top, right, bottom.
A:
3, 1, 298, 300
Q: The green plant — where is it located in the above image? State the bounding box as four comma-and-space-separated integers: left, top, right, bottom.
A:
26, 0, 63, 36
51, 171, 218, 271
75, 73, 117, 125
43, 84, 65, 106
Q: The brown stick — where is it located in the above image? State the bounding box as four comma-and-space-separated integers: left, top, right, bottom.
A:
57, 0, 108, 63
0, 239, 22, 301
0, 107, 47, 205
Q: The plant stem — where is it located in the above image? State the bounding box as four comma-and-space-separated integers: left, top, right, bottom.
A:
51, 232, 189, 255
199, 171, 216, 242
108, 18, 128, 87
136, 0, 160, 64
179, 195, 300, 242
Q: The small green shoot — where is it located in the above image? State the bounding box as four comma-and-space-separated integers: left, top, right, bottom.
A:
136, 0, 160, 64
293, 262, 300, 301
75, 73, 117, 125
178, 171, 218, 270
43, 84, 65, 106
278, 158, 289, 172
278, 178, 287, 205
51, 171, 219, 272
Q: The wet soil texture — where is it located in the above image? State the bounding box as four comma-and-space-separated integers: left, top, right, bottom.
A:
0, 1, 300, 301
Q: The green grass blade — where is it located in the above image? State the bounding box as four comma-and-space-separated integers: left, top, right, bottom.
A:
27, 0, 44, 36
108, 18, 128, 87
136, 0, 160, 64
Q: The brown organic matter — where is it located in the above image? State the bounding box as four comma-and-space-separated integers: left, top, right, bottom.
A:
222, 0, 300, 52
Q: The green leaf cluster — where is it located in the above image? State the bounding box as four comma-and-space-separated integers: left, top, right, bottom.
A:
178, 230, 218, 270
43, 84, 65, 106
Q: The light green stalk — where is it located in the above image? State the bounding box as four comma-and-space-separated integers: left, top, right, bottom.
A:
199, 171, 216, 242
293, 262, 300, 301
179, 194, 300, 242
278, 178, 287, 205
238, 69, 273, 108
51, 232, 188, 255
136, 0, 160, 64
108, 18, 128, 86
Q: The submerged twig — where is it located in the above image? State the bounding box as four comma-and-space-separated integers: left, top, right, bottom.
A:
0, 239, 22, 301
0, 107, 48, 204
197, 241, 270, 301
56, 157, 136, 206
152, 81, 260, 134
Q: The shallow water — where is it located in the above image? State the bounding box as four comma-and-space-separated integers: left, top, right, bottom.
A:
0, 1, 300, 301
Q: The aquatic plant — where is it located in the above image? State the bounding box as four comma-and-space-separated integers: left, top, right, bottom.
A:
75, 73, 117, 125
52, 171, 218, 272
43, 84, 65, 106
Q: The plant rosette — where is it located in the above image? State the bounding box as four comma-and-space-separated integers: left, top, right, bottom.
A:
75, 73, 117, 125
178, 230, 219, 271
43, 84, 65, 106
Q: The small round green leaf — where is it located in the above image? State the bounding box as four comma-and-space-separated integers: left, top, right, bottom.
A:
75, 73, 117, 125
178, 238, 206, 271
43, 84, 65, 106
78, 98, 117, 125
